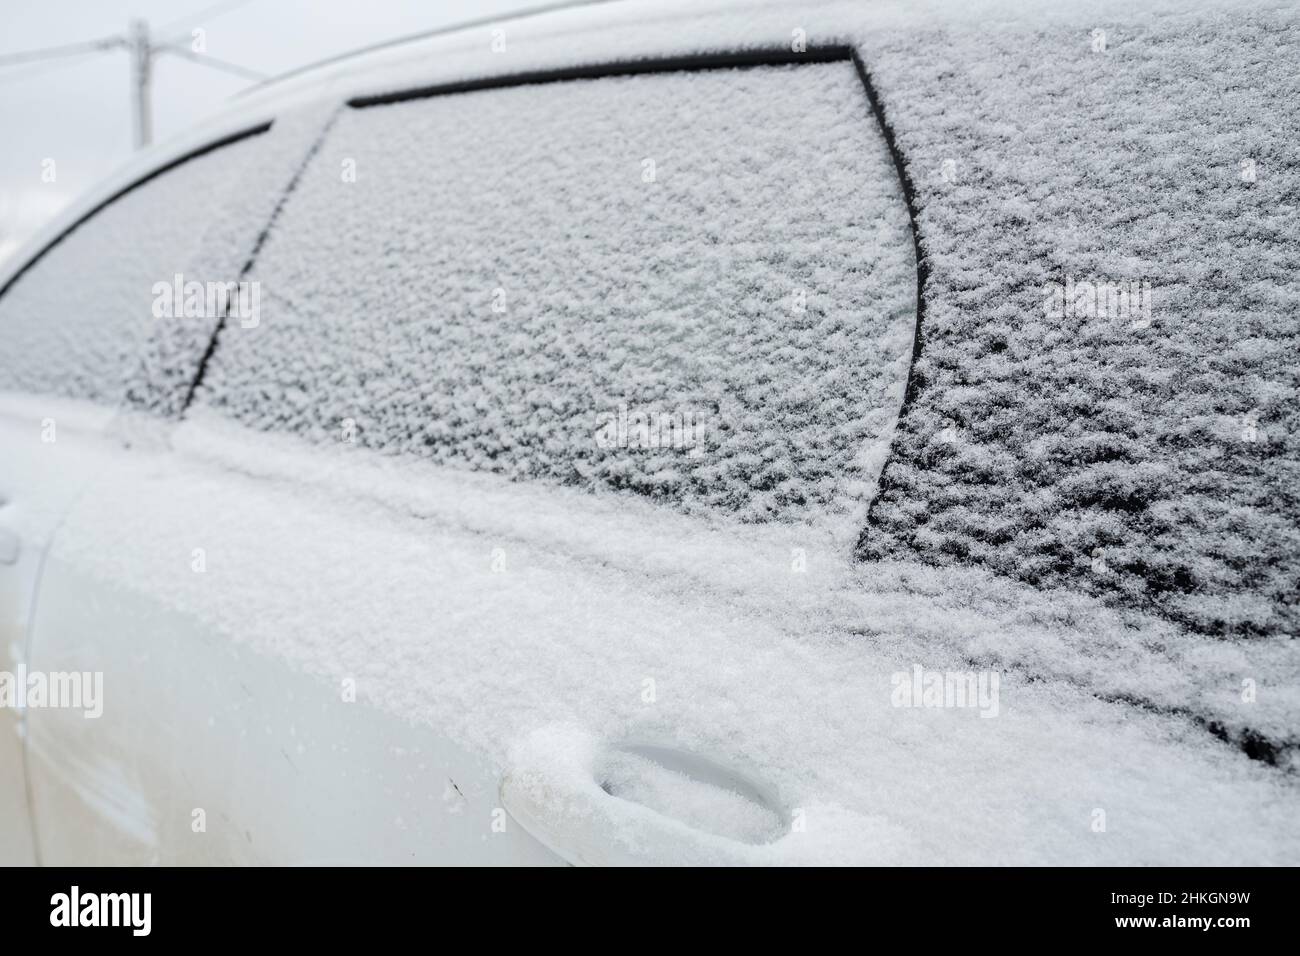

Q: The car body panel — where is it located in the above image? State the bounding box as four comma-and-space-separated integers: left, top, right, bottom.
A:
27, 548, 560, 865
19, 414, 1300, 865
0, 396, 118, 864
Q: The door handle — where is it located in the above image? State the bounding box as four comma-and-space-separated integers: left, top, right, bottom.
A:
501, 726, 790, 866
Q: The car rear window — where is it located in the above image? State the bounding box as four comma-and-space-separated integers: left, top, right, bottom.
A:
193, 61, 917, 526
855, 11, 1300, 634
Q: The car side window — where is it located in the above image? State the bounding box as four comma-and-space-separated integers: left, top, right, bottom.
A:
194, 62, 917, 528
0, 127, 272, 407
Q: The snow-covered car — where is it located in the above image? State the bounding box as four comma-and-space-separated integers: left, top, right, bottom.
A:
0, 0, 1296, 866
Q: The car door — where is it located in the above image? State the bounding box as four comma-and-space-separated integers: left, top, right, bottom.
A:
20, 52, 920, 864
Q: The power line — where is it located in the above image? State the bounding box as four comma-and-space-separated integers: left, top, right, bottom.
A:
0, 36, 123, 68
0, 51, 108, 87
157, 0, 261, 43
161, 45, 268, 81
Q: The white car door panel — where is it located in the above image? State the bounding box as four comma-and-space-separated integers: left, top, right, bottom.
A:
0, 396, 118, 865
28, 545, 560, 865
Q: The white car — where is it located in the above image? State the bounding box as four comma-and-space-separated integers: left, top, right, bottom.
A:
1, 0, 1296, 866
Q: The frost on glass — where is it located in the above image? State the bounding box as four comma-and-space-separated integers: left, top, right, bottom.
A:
0, 131, 274, 406
195, 62, 917, 527
856, 11, 1300, 636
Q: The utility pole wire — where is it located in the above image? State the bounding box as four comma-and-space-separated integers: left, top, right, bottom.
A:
160, 45, 269, 81
0, 52, 110, 87
0, 36, 124, 68
156, 0, 260, 40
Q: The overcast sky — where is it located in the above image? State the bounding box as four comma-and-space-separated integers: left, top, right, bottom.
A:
0, 0, 554, 261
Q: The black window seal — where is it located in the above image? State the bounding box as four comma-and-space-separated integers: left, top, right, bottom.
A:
0, 121, 273, 305
180, 109, 342, 415
348, 45, 857, 108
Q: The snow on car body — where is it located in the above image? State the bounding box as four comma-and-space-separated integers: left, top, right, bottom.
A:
0, 0, 1296, 865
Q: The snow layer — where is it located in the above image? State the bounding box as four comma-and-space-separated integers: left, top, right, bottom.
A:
43, 415, 1300, 864
194, 62, 916, 532
165, 411, 1300, 759
854, 6, 1300, 637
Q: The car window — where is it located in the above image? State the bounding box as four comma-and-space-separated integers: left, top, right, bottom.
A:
194, 62, 917, 526
0, 127, 272, 407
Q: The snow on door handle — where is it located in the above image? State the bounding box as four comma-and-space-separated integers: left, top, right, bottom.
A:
500, 725, 791, 866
